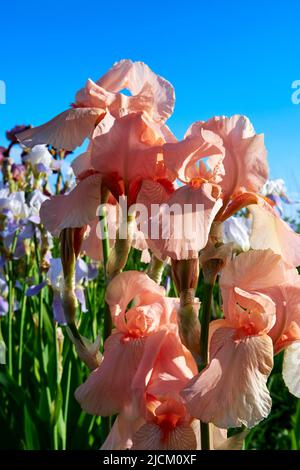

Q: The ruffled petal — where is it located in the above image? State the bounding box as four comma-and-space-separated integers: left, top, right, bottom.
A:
40, 173, 102, 236
96, 59, 175, 123
182, 326, 273, 428
75, 332, 146, 416
220, 249, 286, 293
163, 127, 224, 182
105, 270, 165, 328
17, 108, 104, 151
201, 115, 268, 199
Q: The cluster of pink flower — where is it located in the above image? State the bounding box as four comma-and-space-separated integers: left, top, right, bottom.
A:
17, 60, 300, 450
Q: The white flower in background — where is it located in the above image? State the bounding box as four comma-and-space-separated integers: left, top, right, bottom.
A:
222, 216, 251, 252
262, 178, 287, 197
28, 189, 49, 223
0, 190, 29, 219
23, 144, 57, 171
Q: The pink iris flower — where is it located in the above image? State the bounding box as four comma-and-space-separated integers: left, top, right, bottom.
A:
182, 249, 300, 428
75, 271, 196, 417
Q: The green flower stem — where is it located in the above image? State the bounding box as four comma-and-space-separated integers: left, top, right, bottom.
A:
199, 276, 217, 451
200, 281, 215, 368
7, 263, 15, 377
7, 233, 18, 377
147, 256, 164, 284
99, 205, 112, 438
99, 205, 111, 341
53, 321, 59, 450
33, 232, 52, 416
63, 359, 72, 450
17, 286, 27, 386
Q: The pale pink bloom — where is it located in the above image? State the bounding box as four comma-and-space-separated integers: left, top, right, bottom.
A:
75, 271, 180, 416
103, 408, 245, 450
219, 248, 300, 354
218, 249, 300, 400
39, 112, 169, 238
183, 117, 296, 265
182, 318, 274, 428
136, 115, 266, 261
194, 115, 268, 202
76, 59, 175, 124
17, 60, 175, 151
182, 250, 292, 428
136, 125, 225, 260
130, 395, 243, 450
100, 325, 198, 450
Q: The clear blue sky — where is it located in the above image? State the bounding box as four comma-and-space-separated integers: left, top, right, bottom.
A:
1, 0, 300, 211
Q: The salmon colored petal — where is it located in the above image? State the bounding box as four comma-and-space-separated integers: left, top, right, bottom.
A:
81, 218, 104, 261
138, 179, 223, 260
146, 330, 198, 399
282, 341, 300, 397
131, 328, 170, 402
215, 430, 247, 450
75, 79, 116, 109
131, 422, 197, 450
163, 127, 224, 182
269, 282, 300, 353
249, 200, 300, 267
40, 174, 102, 236
75, 331, 146, 416
90, 113, 163, 187
101, 414, 145, 450
227, 287, 275, 333
105, 271, 166, 327
220, 249, 286, 293
96, 59, 175, 123
17, 108, 104, 151
201, 115, 268, 199
71, 150, 93, 177
218, 191, 259, 221
182, 326, 273, 428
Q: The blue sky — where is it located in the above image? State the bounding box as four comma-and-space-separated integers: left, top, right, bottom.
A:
1, 0, 300, 212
